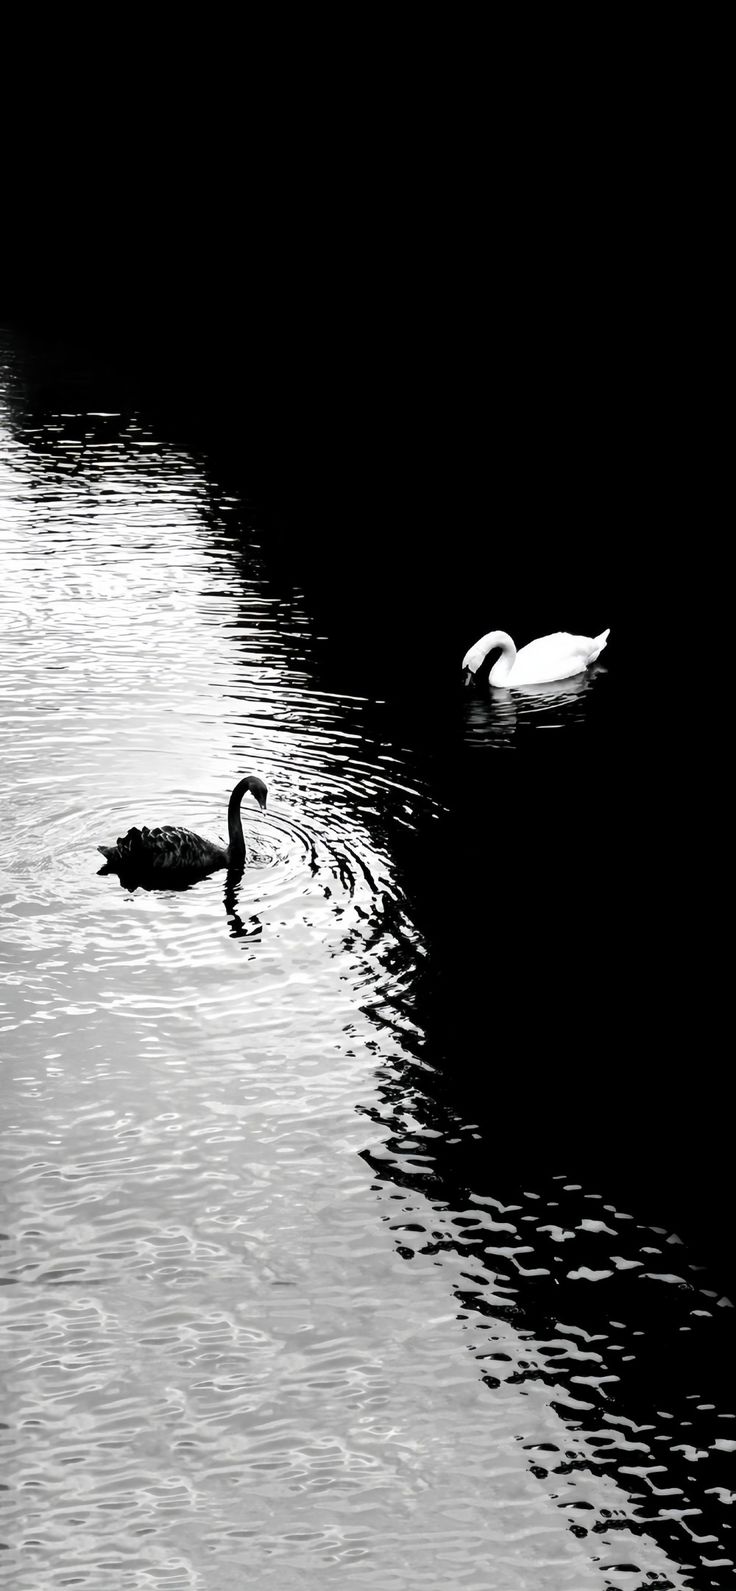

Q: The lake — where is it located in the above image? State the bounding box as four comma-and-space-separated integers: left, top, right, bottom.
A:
1, 325, 732, 1591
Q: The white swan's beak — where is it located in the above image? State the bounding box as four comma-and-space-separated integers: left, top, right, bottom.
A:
463, 666, 475, 688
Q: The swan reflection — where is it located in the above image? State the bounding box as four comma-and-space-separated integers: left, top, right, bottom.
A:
464, 670, 602, 748
223, 867, 263, 941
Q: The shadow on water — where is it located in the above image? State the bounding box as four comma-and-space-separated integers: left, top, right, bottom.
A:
357, 1042, 736, 1583
345, 747, 736, 1581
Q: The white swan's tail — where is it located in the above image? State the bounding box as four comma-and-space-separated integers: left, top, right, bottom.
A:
589, 627, 610, 663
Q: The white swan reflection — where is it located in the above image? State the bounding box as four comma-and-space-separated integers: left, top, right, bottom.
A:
464, 671, 600, 748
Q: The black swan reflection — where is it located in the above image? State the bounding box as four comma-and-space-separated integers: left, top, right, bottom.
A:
98, 775, 267, 880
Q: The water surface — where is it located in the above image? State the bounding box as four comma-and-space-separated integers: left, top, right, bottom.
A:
1, 331, 732, 1590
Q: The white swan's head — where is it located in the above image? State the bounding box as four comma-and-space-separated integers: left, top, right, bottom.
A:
462, 640, 488, 675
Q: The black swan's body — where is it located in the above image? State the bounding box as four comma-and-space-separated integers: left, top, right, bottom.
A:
98, 775, 267, 878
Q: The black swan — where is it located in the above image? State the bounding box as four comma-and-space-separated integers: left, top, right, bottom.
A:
98, 775, 267, 877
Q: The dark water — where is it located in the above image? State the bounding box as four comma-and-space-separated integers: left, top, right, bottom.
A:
0, 326, 731, 1590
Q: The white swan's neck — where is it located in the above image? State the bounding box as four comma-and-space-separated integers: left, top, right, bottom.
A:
464, 630, 517, 684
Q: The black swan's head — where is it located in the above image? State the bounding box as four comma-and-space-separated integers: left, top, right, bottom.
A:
245, 776, 268, 811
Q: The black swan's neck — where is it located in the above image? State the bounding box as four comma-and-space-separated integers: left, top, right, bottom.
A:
227, 775, 266, 861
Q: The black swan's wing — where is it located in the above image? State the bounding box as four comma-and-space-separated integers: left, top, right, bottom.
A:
99, 825, 225, 872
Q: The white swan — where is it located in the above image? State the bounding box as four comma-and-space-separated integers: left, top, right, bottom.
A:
462, 628, 610, 687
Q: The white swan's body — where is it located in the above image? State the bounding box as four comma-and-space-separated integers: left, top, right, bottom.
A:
462, 628, 609, 687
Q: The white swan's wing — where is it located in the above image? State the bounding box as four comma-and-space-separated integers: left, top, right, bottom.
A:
512, 632, 601, 684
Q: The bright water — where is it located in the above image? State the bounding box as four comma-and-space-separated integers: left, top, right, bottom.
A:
1, 331, 733, 1590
